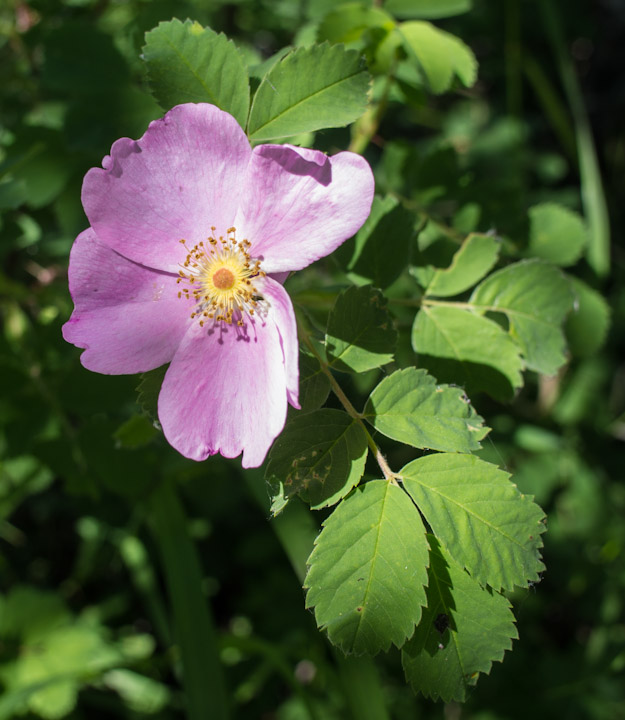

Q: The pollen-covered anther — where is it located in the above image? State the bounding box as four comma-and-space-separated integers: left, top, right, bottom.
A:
177, 227, 264, 326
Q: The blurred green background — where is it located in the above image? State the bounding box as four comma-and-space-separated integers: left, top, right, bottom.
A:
0, 0, 624, 718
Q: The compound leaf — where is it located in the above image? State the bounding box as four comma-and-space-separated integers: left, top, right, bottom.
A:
343, 195, 416, 289
248, 43, 370, 141
470, 259, 575, 375
326, 286, 397, 373
298, 352, 331, 413
424, 233, 500, 297
364, 368, 488, 452
265, 409, 368, 510
401, 453, 546, 590
413, 305, 524, 400
143, 19, 250, 127
402, 536, 517, 702
305, 480, 429, 654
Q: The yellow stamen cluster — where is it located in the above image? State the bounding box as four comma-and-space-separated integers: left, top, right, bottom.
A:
177, 227, 265, 327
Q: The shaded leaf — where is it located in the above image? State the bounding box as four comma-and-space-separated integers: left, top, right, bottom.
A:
343, 195, 416, 288
326, 286, 396, 373
528, 202, 587, 266
266, 409, 368, 510
412, 306, 525, 400
398, 21, 477, 94
401, 453, 546, 590
402, 536, 517, 702
424, 233, 500, 297
470, 260, 575, 375
565, 276, 611, 358
247, 43, 370, 141
318, 4, 395, 45
114, 415, 159, 450
298, 352, 331, 413
386, 0, 473, 19
136, 366, 167, 427
305, 480, 429, 654
364, 368, 487, 452
143, 19, 250, 127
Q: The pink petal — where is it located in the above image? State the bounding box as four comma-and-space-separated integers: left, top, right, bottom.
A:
235, 144, 374, 273
157, 287, 297, 467
259, 276, 299, 408
62, 228, 192, 374
82, 103, 251, 273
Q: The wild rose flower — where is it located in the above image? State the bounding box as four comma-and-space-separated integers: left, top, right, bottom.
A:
63, 103, 374, 467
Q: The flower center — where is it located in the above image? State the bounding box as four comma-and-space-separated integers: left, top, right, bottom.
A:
177, 227, 265, 327
212, 267, 235, 290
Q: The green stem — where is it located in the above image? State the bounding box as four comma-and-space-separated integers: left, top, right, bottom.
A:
148, 480, 229, 720
348, 69, 394, 155
539, 0, 611, 276
295, 311, 398, 483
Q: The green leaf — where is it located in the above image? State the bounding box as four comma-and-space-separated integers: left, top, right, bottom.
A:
298, 352, 331, 412
527, 202, 587, 266
343, 195, 416, 288
424, 233, 500, 297
305, 480, 429, 654
565, 277, 611, 359
247, 43, 370, 141
265, 409, 368, 510
401, 454, 546, 590
402, 536, 517, 702
136, 366, 167, 427
398, 21, 477, 94
1, 128, 73, 209
364, 368, 487, 452
326, 286, 397, 373
470, 260, 575, 375
114, 415, 158, 449
412, 306, 524, 400
318, 4, 395, 45
142, 19, 250, 127
386, 0, 473, 19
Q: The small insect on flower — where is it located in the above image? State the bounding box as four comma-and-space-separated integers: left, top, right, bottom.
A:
63, 103, 374, 466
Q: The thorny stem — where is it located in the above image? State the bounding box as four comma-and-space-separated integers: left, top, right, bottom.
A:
295, 310, 399, 485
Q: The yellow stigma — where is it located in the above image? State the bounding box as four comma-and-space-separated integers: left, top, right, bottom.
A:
177, 227, 265, 327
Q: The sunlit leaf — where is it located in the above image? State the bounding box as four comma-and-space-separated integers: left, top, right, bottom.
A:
401, 453, 546, 590
305, 480, 429, 654
143, 19, 250, 127
470, 260, 575, 375
413, 306, 525, 399
398, 21, 477, 94
247, 43, 370, 141
364, 368, 487, 452
402, 536, 517, 702
424, 233, 500, 297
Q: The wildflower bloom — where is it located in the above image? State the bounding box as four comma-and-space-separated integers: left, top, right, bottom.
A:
63, 103, 374, 467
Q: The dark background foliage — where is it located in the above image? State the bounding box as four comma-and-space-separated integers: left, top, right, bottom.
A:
0, 0, 623, 718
